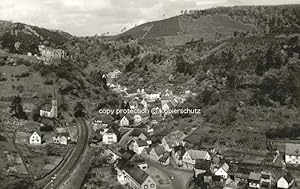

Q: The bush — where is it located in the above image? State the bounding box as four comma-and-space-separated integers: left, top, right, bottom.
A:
0, 135, 7, 141
40, 125, 54, 132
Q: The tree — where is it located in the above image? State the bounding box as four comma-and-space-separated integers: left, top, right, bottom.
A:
175, 55, 185, 73
74, 102, 86, 117
9, 96, 27, 119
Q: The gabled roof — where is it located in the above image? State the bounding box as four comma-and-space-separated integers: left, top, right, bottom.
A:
219, 163, 229, 172
143, 147, 152, 154
32, 130, 42, 137
185, 149, 210, 160
153, 146, 166, 156
174, 145, 185, 153
136, 140, 149, 147
40, 104, 52, 111
195, 159, 211, 170
285, 143, 300, 156
249, 172, 261, 181
122, 164, 150, 185
106, 126, 120, 136
278, 173, 294, 184
129, 128, 147, 137
159, 152, 170, 163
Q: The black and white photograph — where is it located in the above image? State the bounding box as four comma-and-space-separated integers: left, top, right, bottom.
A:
0, 0, 300, 189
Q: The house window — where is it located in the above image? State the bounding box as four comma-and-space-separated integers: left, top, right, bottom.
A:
150, 184, 155, 188
144, 185, 148, 189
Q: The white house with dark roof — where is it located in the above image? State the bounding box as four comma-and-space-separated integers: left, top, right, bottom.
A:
128, 139, 149, 155
120, 115, 130, 127
102, 127, 120, 144
277, 173, 294, 189
149, 146, 166, 162
285, 143, 300, 164
53, 132, 70, 145
249, 172, 261, 189
182, 149, 211, 169
116, 162, 157, 189
29, 131, 42, 145
214, 163, 229, 179
158, 152, 170, 165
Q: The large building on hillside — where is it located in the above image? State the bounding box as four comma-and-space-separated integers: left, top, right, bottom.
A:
38, 45, 66, 62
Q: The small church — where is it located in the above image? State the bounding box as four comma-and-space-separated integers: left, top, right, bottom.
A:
40, 89, 58, 118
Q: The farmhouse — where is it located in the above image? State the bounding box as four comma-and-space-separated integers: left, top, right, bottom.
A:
102, 126, 120, 144
277, 173, 294, 189
128, 139, 149, 155
285, 143, 300, 164
53, 132, 70, 145
116, 162, 157, 189
248, 172, 261, 189
182, 149, 211, 169
29, 131, 42, 145
214, 163, 229, 179
120, 115, 134, 127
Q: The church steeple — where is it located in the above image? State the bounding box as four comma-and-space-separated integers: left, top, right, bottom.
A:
51, 88, 58, 118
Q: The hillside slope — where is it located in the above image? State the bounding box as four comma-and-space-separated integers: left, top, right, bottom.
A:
120, 15, 256, 46
0, 20, 71, 54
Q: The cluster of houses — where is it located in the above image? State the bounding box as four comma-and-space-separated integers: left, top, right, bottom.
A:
94, 121, 299, 189
89, 70, 300, 189
29, 129, 73, 145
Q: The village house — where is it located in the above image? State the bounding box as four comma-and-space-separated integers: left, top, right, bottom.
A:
214, 162, 229, 179
277, 173, 294, 189
93, 115, 113, 131
161, 130, 186, 148
104, 148, 122, 163
145, 92, 161, 102
115, 162, 157, 189
128, 139, 149, 155
248, 172, 261, 189
285, 143, 300, 164
140, 147, 152, 159
260, 171, 272, 189
128, 129, 149, 141
149, 146, 166, 162
158, 152, 171, 165
53, 132, 70, 145
120, 115, 131, 127
161, 89, 173, 98
228, 166, 252, 183
133, 114, 149, 125
29, 131, 42, 145
102, 126, 120, 145
182, 149, 211, 169
172, 145, 186, 166
136, 159, 148, 171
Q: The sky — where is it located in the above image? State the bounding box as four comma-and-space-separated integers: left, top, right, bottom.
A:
0, 0, 299, 36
